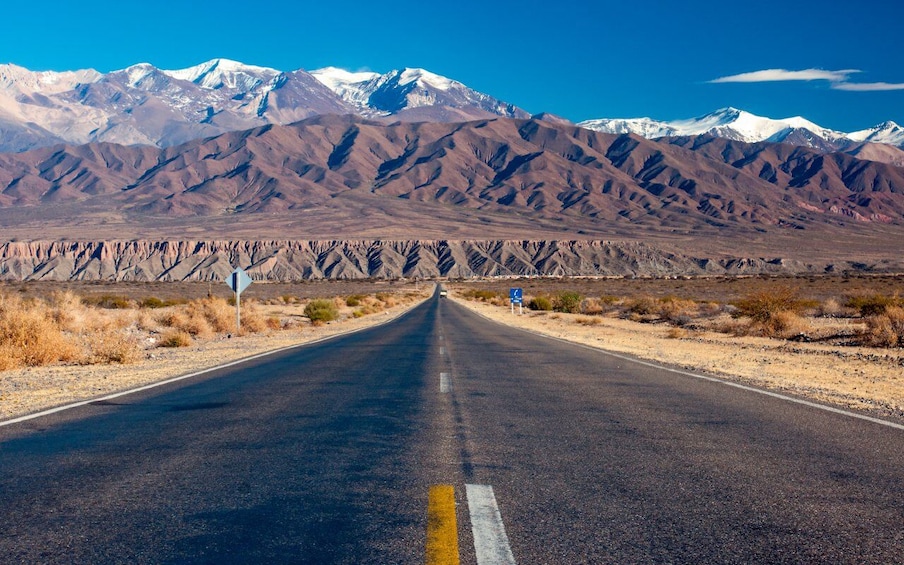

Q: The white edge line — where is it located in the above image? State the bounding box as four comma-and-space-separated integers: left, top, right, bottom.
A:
0, 300, 424, 428
466, 484, 516, 565
453, 300, 904, 432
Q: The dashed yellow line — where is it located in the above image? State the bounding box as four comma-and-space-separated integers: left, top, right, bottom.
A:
426, 484, 460, 565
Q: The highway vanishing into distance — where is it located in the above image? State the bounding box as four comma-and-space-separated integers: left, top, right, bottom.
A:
2, 290, 904, 563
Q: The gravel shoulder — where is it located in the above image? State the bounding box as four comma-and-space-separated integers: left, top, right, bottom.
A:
0, 294, 429, 422
449, 293, 904, 423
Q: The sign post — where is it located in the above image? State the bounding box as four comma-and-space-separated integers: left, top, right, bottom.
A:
509, 287, 523, 315
226, 267, 253, 332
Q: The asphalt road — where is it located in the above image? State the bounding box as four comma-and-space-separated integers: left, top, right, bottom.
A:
2, 291, 903, 564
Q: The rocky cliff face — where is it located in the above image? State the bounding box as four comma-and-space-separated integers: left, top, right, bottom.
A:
1, 240, 899, 281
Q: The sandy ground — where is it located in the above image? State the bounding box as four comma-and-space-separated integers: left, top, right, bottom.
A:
0, 293, 430, 422
448, 294, 904, 423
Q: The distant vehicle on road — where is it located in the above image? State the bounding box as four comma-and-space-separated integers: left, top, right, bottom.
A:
439, 289, 448, 297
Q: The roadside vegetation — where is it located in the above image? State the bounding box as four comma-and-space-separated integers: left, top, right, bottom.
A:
0, 287, 422, 371
455, 275, 904, 349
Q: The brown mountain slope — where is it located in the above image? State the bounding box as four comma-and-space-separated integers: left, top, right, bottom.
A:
2, 116, 904, 265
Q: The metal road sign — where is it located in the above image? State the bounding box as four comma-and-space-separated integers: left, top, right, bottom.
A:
227, 267, 253, 296
509, 288, 523, 304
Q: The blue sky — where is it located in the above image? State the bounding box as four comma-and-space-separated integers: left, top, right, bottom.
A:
4, 0, 902, 131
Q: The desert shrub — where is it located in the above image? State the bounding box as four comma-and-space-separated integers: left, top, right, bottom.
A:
86, 329, 142, 364
736, 310, 810, 338
599, 295, 620, 305
158, 330, 192, 348
575, 316, 602, 326
352, 309, 366, 318
86, 295, 134, 309
141, 297, 166, 309
527, 295, 553, 311
0, 294, 79, 368
658, 297, 698, 326
462, 289, 500, 302
554, 291, 583, 313
346, 294, 365, 307
862, 306, 904, 347
733, 287, 803, 323
266, 316, 282, 330
580, 298, 604, 315
845, 294, 900, 317
666, 327, 687, 339
305, 299, 340, 323
625, 296, 658, 316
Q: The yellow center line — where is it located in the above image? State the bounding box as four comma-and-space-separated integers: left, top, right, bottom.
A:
426, 484, 460, 565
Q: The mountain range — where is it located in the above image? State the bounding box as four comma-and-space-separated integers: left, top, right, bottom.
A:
0, 59, 528, 153
2, 59, 903, 162
579, 108, 904, 161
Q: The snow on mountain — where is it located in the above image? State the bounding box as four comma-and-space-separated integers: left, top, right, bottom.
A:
579, 108, 874, 151
309, 67, 379, 111
162, 58, 280, 91
0, 63, 101, 94
312, 66, 529, 119
848, 121, 904, 146
0, 60, 530, 152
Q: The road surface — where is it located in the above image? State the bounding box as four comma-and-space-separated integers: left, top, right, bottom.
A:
1, 291, 903, 563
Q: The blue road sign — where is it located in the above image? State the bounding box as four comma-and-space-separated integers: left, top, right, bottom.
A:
510, 287, 523, 304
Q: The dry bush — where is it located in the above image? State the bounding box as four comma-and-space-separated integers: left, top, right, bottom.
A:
0, 293, 80, 368
580, 298, 604, 315
623, 296, 658, 317
575, 316, 603, 326
187, 297, 234, 333
528, 295, 553, 311
741, 311, 810, 338
658, 297, 698, 326
863, 307, 904, 347
845, 294, 900, 317
733, 287, 803, 323
666, 327, 687, 339
85, 328, 142, 364
158, 330, 192, 348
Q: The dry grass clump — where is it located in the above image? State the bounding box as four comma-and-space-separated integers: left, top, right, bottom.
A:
845, 293, 902, 317
158, 330, 193, 348
527, 295, 553, 311
156, 296, 238, 337
863, 307, 904, 347
731, 287, 811, 338
0, 293, 80, 369
575, 316, 603, 326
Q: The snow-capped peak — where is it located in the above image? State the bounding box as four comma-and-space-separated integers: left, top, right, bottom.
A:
848, 121, 904, 145
0, 63, 102, 93
163, 58, 279, 90
396, 68, 458, 91
310, 67, 380, 90
579, 107, 849, 146
119, 63, 159, 88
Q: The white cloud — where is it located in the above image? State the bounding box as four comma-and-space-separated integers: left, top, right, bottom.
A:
832, 82, 904, 92
709, 68, 904, 93
709, 68, 859, 84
